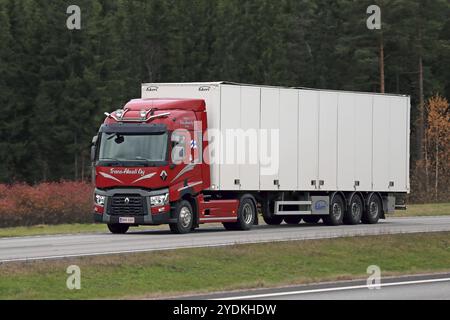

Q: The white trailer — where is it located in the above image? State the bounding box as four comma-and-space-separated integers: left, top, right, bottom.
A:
142, 82, 410, 225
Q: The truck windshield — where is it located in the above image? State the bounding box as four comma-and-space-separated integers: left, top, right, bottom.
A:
99, 133, 168, 164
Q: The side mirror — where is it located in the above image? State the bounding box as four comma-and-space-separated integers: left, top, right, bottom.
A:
91, 136, 98, 163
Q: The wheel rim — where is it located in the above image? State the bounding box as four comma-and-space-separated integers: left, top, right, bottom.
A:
242, 203, 254, 225
332, 202, 342, 218
351, 201, 361, 219
179, 206, 192, 228
369, 200, 379, 217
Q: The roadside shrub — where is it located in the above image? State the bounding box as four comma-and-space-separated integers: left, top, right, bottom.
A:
0, 182, 93, 228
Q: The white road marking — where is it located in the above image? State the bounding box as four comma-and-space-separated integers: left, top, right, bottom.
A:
216, 278, 450, 300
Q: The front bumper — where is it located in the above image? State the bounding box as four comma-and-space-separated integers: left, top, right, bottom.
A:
94, 188, 175, 225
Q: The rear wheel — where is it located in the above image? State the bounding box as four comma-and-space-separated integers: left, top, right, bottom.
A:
323, 195, 345, 226
362, 194, 382, 224
284, 216, 302, 225
262, 201, 283, 225
223, 196, 256, 231
170, 200, 194, 234
303, 216, 321, 224
107, 224, 129, 234
344, 194, 363, 225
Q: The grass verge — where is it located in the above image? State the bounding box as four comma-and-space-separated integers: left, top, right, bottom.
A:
396, 202, 450, 217
1, 232, 450, 299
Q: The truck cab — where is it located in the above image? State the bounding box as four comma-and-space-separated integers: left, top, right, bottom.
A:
92, 98, 246, 234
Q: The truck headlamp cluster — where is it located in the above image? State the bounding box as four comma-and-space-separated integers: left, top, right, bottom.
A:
95, 194, 106, 207
150, 193, 169, 207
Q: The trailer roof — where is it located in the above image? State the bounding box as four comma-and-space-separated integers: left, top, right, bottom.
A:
141, 81, 410, 98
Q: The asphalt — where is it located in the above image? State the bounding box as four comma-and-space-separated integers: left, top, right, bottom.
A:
178, 273, 450, 300
1, 216, 450, 263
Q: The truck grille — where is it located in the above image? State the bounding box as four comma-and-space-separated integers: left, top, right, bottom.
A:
109, 195, 145, 216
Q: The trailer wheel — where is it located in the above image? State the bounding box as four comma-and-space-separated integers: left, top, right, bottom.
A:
323, 195, 344, 226
362, 194, 382, 224
303, 216, 321, 224
107, 224, 129, 234
169, 200, 194, 234
344, 194, 363, 225
284, 216, 302, 225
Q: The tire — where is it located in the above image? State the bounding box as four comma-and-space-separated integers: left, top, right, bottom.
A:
344, 194, 363, 225
107, 224, 129, 234
284, 216, 302, 225
303, 216, 321, 224
169, 200, 194, 234
323, 195, 345, 226
262, 201, 283, 225
362, 194, 382, 224
236, 197, 257, 230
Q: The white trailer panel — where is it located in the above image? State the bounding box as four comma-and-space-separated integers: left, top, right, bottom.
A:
220, 85, 241, 191
389, 96, 409, 192
260, 88, 280, 190
354, 94, 373, 191
318, 92, 338, 191
279, 89, 299, 190
372, 95, 391, 191
239, 86, 261, 190
337, 93, 355, 191
298, 90, 319, 191
142, 82, 410, 194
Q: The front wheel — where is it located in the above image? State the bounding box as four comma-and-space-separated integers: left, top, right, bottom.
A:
170, 200, 194, 234
107, 224, 129, 234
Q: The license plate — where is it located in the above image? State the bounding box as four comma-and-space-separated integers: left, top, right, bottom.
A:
119, 217, 135, 224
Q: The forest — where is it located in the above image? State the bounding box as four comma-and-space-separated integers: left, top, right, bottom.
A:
0, 0, 449, 202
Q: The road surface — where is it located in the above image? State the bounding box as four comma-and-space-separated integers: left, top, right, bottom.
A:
182, 273, 450, 300
1, 216, 450, 263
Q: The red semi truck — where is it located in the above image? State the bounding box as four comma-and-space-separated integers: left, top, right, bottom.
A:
92, 82, 410, 234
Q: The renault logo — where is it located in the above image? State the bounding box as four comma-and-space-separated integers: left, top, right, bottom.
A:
124, 197, 130, 204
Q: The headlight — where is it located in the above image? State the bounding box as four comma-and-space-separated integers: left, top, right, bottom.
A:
150, 193, 169, 207
95, 194, 106, 207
